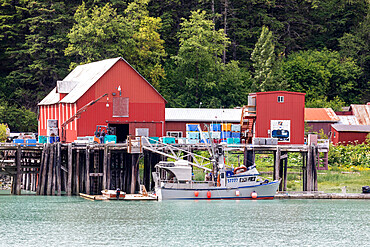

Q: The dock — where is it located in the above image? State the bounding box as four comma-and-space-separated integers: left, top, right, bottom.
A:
275, 191, 370, 199
0, 139, 325, 196
79, 193, 157, 201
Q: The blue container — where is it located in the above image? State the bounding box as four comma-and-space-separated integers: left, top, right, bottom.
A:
148, 137, 159, 144
227, 138, 234, 144
186, 124, 199, 132
104, 135, 117, 143
49, 136, 56, 144
232, 132, 240, 138
13, 139, 24, 146
220, 139, 227, 143
211, 131, 221, 139
211, 124, 221, 132
38, 136, 47, 144
233, 138, 240, 144
200, 139, 211, 144
221, 131, 231, 139
231, 124, 241, 132
187, 132, 199, 139
163, 137, 176, 144
26, 139, 37, 146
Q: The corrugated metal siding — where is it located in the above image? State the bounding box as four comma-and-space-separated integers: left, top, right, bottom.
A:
255, 92, 305, 144
165, 108, 242, 122
75, 60, 166, 139
306, 122, 333, 136
351, 104, 370, 125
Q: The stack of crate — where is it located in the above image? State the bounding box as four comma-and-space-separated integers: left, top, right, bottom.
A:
210, 124, 221, 142
231, 124, 241, 144
186, 123, 200, 144
221, 123, 232, 143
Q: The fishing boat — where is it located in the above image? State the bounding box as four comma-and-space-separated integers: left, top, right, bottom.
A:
101, 189, 126, 200
152, 156, 280, 200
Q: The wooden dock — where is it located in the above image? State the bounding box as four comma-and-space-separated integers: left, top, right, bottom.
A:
0, 141, 322, 196
275, 192, 370, 199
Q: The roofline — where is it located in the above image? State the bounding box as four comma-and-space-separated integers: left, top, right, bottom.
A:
60, 57, 167, 104
166, 119, 240, 122
255, 91, 306, 96
305, 120, 339, 123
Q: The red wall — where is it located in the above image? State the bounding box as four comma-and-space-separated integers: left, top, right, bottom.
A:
75, 59, 166, 141
331, 127, 369, 145
255, 91, 305, 145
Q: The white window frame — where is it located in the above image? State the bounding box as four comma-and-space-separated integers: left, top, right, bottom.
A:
166, 131, 183, 138
277, 96, 284, 103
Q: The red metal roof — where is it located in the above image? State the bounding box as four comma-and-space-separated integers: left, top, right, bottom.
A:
305, 108, 339, 122
256, 91, 306, 96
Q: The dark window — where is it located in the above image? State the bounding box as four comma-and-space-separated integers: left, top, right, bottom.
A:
278, 96, 284, 103
113, 97, 129, 117
221, 173, 225, 179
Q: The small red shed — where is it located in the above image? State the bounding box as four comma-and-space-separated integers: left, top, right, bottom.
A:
254, 91, 306, 145
331, 124, 370, 145
305, 108, 339, 136
38, 57, 166, 143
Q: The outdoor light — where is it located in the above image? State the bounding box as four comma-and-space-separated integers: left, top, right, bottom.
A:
106, 96, 109, 108
118, 85, 121, 96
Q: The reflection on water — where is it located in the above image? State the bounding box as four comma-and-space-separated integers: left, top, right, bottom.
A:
0, 194, 369, 246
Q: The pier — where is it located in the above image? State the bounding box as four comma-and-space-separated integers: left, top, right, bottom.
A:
0, 139, 324, 196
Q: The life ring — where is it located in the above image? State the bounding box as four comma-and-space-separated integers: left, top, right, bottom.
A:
234, 166, 248, 174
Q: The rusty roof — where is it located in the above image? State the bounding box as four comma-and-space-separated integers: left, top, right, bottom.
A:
350, 104, 370, 125
305, 108, 339, 122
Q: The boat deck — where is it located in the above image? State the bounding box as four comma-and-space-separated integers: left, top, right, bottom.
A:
79, 193, 157, 201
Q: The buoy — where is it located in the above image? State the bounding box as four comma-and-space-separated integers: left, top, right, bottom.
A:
194, 191, 199, 197
251, 191, 258, 199
235, 190, 240, 196
207, 191, 211, 199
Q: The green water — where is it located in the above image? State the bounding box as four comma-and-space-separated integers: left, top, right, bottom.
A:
0, 193, 369, 246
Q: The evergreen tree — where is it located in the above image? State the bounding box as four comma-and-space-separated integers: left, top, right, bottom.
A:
250, 26, 275, 92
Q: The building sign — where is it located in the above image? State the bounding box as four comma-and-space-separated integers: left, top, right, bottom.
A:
271, 120, 290, 142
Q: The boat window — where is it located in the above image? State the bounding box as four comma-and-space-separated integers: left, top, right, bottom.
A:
248, 177, 256, 181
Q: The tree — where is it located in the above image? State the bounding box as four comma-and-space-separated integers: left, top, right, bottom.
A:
65, 0, 166, 86
163, 10, 250, 108
281, 49, 363, 103
250, 26, 275, 92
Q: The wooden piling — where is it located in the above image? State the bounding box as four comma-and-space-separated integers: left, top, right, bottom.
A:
67, 144, 73, 196
75, 150, 80, 195
56, 143, 62, 196
274, 147, 280, 183
102, 146, 108, 190
85, 146, 90, 195
15, 145, 22, 195
306, 144, 313, 191
39, 144, 49, 195
46, 144, 55, 195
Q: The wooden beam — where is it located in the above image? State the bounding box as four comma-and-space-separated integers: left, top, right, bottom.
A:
40, 144, 49, 195
56, 143, 62, 196
75, 150, 80, 195
15, 145, 22, 195
102, 146, 108, 190
273, 147, 280, 182
46, 144, 55, 195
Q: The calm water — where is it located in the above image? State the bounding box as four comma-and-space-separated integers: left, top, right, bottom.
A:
0, 193, 369, 247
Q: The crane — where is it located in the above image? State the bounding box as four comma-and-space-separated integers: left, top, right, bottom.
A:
60, 93, 108, 143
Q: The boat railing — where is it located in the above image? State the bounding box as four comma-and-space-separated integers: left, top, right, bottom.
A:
160, 179, 215, 188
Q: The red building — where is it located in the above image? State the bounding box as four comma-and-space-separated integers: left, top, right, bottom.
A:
331, 125, 370, 145
253, 91, 306, 145
305, 108, 339, 136
38, 57, 166, 143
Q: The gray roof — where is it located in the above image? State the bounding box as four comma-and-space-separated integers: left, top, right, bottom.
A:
165, 108, 242, 122
39, 57, 166, 105
350, 104, 370, 125
337, 115, 359, 125
332, 124, 370, 132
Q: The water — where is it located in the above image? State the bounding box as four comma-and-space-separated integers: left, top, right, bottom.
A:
0, 194, 369, 247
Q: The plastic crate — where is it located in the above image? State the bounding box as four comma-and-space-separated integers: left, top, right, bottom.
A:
186, 124, 199, 132
187, 132, 200, 139
200, 132, 210, 139
200, 139, 211, 144
221, 123, 231, 132
232, 132, 240, 138
26, 139, 37, 146
211, 124, 221, 132
233, 138, 240, 144
221, 131, 231, 139
148, 137, 159, 144
177, 138, 186, 144
162, 137, 176, 144
211, 131, 221, 139
227, 138, 234, 144
38, 136, 47, 144
13, 139, 24, 145
104, 135, 117, 143
231, 124, 241, 132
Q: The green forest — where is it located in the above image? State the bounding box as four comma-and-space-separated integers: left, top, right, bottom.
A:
0, 0, 369, 132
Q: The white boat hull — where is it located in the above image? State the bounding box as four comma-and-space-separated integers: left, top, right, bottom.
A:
155, 181, 280, 200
